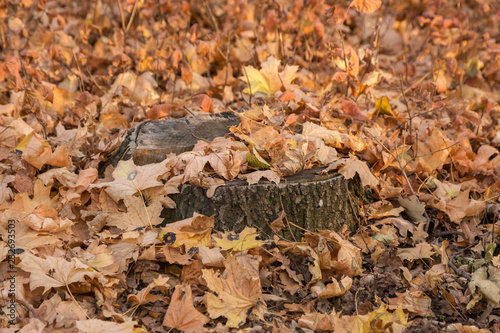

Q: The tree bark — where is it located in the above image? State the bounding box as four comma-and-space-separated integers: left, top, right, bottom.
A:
162, 168, 368, 238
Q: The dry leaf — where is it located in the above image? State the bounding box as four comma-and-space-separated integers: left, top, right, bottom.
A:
163, 284, 210, 332
352, 0, 382, 13
19, 252, 102, 295
203, 254, 262, 328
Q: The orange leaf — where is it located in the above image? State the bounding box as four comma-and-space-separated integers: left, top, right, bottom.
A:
147, 104, 187, 120
194, 94, 214, 113
352, 0, 382, 13
163, 284, 209, 333
180, 59, 193, 85
341, 99, 365, 121
278, 90, 296, 102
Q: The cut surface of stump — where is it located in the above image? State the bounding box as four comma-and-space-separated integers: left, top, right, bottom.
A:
105, 113, 369, 236
103, 111, 240, 168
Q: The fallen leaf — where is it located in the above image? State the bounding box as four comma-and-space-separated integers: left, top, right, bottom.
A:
352, 0, 382, 13
240, 56, 298, 97
107, 196, 163, 230
163, 284, 210, 332
19, 252, 102, 295
397, 243, 436, 261
203, 254, 262, 328
215, 227, 264, 252
338, 157, 379, 188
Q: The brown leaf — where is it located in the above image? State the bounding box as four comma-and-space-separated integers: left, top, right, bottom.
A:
278, 90, 296, 102
90, 158, 168, 202
107, 196, 163, 231
0, 174, 15, 203
170, 49, 183, 68
341, 99, 365, 121
245, 170, 281, 185
19, 252, 102, 295
352, 0, 382, 13
146, 104, 187, 120
163, 284, 209, 332
203, 254, 262, 328
180, 59, 193, 85
193, 94, 214, 113
338, 157, 379, 188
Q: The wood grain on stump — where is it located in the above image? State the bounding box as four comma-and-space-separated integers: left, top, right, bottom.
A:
105, 112, 369, 236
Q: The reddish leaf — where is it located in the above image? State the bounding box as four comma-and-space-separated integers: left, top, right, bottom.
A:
341, 99, 365, 121
194, 94, 214, 113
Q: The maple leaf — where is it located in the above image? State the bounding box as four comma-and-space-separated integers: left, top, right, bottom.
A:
163, 284, 210, 332
365, 200, 404, 220
214, 227, 264, 252
159, 213, 214, 249
397, 243, 436, 261
0, 211, 61, 250
244, 170, 280, 185
316, 276, 353, 298
352, 0, 382, 13
240, 57, 298, 97
9, 180, 73, 233
91, 159, 168, 202
387, 290, 433, 317
18, 252, 102, 295
416, 128, 450, 176
432, 188, 485, 224
337, 156, 379, 188
75, 319, 137, 333
203, 254, 262, 328
316, 230, 363, 277
397, 195, 427, 223
17, 133, 71, 169
107, 196, 163, 231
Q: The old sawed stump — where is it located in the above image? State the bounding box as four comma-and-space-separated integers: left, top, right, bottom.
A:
162, 168, 368, 239
104, 112, 370, 237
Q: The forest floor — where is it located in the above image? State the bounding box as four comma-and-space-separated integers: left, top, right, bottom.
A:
0, 0, 500, 332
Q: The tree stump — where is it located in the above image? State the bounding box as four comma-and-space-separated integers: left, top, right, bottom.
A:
162, 169, 367, 238
105, 113, 370, 236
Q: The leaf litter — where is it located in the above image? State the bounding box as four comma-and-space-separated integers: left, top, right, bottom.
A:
0, 0, 500, 332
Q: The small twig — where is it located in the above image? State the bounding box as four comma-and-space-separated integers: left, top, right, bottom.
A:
338, 29, 350, 97
449, 249, 472, 281
241, 65, 253, 106
125, 0, 139, 33
278, 193, 297, 242
183, 106, 195, 116
399, 76, 412, 143
434, 230, 466, 240
117, 0, 126, 31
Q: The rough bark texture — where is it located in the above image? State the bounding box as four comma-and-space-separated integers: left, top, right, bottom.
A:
162, 168, 368, 238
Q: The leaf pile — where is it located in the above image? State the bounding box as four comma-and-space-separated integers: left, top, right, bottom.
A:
1, 0, 500, 332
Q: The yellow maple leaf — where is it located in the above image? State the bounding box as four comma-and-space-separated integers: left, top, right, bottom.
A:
214, 227, 263, 252
203, 254, 262, 328
240, 57, 298, 97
